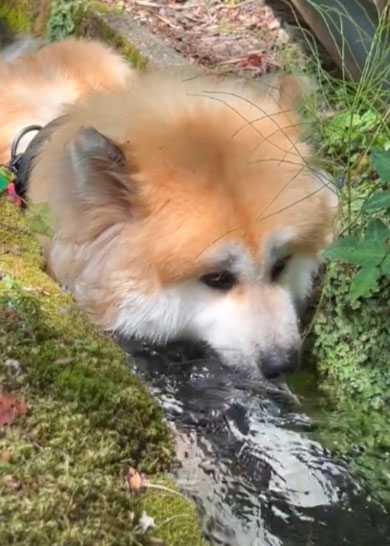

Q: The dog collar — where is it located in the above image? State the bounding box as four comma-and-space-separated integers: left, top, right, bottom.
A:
0, 124, 42, 206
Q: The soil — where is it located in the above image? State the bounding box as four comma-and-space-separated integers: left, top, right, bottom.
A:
101, 0, 308, 77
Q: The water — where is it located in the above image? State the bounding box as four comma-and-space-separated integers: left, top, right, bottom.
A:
123, 339, 390, 546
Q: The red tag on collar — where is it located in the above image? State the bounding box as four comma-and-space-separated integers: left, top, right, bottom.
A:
6, 182, 22, 207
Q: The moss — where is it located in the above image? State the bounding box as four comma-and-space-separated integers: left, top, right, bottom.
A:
0, 0, 51, 37
310, 253, 390, 504
303, 67, 390, 504
0, 196, 205, 545
76, 8, 148, 69
0, 0, 145, 71
312, 394, 390, 506
89, 0, 125, 16
144, 478, 208, 546
43, 0, 148, 67
0, 3, 32, 34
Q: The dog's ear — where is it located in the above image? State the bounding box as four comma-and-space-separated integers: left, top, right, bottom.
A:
61, 126, 138, 239
65, 126, 134, 215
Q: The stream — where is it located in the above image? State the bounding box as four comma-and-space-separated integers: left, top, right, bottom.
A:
124, 339, 390, 546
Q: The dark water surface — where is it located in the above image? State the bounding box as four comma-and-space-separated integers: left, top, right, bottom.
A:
123, 339, 390, 546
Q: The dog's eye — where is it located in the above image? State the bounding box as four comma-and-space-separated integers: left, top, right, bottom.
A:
201, 271, 237, 290
271, 255, 292, 281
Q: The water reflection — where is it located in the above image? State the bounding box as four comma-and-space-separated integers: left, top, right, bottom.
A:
123, 339, 389, 546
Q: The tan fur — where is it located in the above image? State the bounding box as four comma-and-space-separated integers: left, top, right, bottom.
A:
0, 39, 336, 345
0, 39, 132, 162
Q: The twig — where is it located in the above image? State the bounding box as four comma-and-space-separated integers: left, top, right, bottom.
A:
145, 482, 193, 504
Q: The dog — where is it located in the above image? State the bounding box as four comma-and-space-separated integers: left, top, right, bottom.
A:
0, 38, 336, 379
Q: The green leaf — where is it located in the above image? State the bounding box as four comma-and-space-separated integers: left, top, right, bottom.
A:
323, 236, 386, 267
26, 202, 54, 237
372, 150, 390, 182
0, 165, 14, 192
349, 267, 380, 301
380, 254, 390, 276
0, 173, 9, 192
365, 219, 390, 242
363, 191, 390, 211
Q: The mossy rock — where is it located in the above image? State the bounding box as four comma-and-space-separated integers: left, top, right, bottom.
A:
312, 207, 390, 505
75, 6, 148, 70
0, 0, 188, 70
0, 197, 205, 545
0, 0, 51, 36
75, 6, 188, 69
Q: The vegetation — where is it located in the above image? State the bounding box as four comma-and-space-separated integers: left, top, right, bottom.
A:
291, 3, 390, 505
0, 7, 203, 543
0, 198, 205, 545
46, 0, 83, 41
2, 0, 390, 530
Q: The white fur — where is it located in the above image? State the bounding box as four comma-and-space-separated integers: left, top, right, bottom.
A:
50, 225, 317, 376
113, 240, 317, 375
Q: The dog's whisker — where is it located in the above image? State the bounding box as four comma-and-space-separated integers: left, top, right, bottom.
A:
258, 182, 337, 223
200, 89, 309, 166
186, 92, 257, 133
195, 90, 306, 161
233, 116, 313, 140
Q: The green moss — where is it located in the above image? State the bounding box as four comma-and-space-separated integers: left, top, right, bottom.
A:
301, 58, 390, 504
309, 384, 390, 506
0, 0, 52, 37
0, 3, 32, 33
0, 197, 205, 545
89, 0, 125, 16
76, 9, 148, 69
144, 479, 208, 546
0, 0, 145, 71
43, 0, 147, 68
310, 253, 390, 504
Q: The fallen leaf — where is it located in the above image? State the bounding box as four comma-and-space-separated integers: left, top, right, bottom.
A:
0, 391, 27, 428
238, 53, 264, 68
126, 467, 146, 492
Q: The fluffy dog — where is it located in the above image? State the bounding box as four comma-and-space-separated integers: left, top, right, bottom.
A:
0, 38, 336, 378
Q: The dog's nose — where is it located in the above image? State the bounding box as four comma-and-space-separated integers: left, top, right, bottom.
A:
260, 349, 300, 380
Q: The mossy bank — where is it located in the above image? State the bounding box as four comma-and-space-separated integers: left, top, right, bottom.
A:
301, 47, 390, 506
0, 4, 204, 543
0, 0, 187, 69
0, 199, 206, 545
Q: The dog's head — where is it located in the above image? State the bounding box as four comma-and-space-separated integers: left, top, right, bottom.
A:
42, 71, 337, 379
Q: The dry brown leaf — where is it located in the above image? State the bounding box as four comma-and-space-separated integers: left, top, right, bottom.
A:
126, 467, 147, 492
239, 52, 264, 68
0, 391, 27, 428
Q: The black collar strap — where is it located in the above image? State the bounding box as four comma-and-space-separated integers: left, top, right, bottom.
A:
12, 119, 63, 204
10, 117, 67, 205
9, 125, 42, 207
10, 124, 42, 173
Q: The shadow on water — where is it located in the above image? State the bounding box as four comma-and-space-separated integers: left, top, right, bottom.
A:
121, 338, 390, 546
